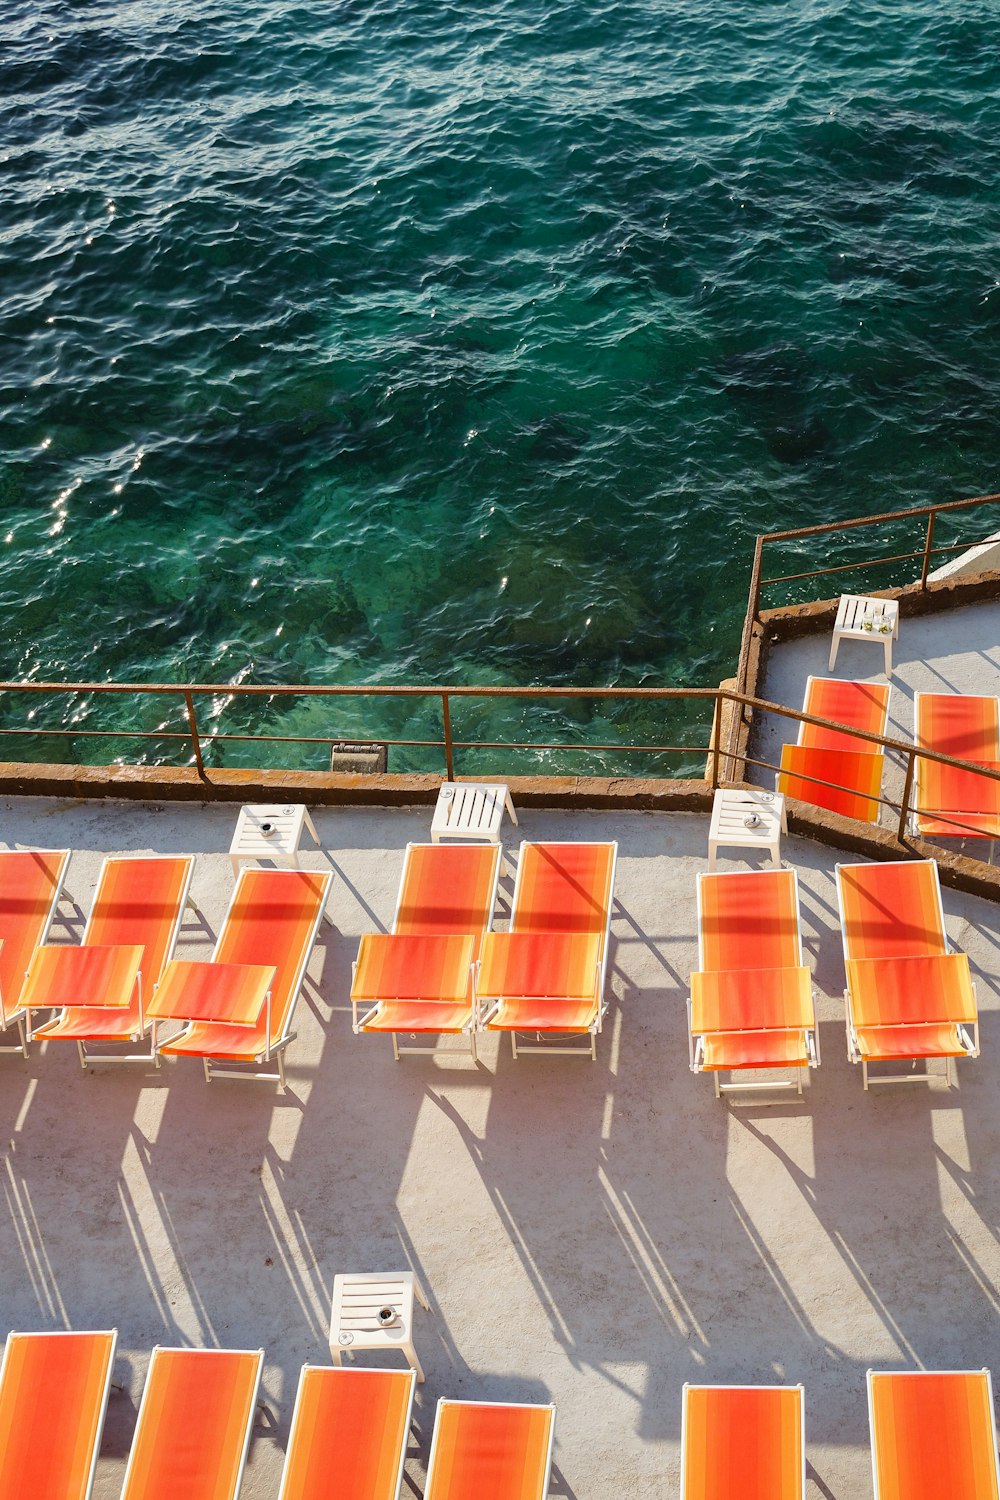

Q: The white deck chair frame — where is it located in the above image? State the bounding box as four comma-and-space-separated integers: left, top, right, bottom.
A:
277, 1365, 416, 1500
866, 1368, 1000, 1500
354, 842, 502, 1062
479, 841, 618, 1062
836, 858, 979, 1090
0, 848, 72, 1058
688, 869, 818, 1099
424, 1399, 556, 1500
679, 1382, 806, 1500
0, 1327, 119, 1500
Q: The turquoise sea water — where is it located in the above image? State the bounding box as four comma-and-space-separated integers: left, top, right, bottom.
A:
3, 0, 1000, 772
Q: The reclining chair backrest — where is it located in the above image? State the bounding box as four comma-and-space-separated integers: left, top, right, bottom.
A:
0, 1329, 117, 1500
698, 870, 802, 973
838, 860, 947, 962
279, 1366, 415, 1500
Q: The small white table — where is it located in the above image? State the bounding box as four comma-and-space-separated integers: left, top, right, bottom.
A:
829, 594, 899, 675
431, 782, 517, 844
329, 1271, 430, 1382
708, 788, 786, 871
229, 803, 321, 878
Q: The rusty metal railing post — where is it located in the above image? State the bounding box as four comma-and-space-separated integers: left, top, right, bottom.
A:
709, 691, 722, 789
897, 747, 916, 841
919, 511, 936, 590
441, 693, 455, 779
183, 692, 207, 779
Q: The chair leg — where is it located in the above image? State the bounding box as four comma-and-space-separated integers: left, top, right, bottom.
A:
714, 1071, 721, 1099
862, 1058, 869, 1091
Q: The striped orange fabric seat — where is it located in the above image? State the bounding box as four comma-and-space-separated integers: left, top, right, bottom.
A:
681, 1384, 804, 1500
701, 1030, 812, 1071
0, 849, 70, 1052
122, 1347, 263, 1500
697, 870, 801, 973
691, 966, 813, 1033
0, 1330, 117, 1500
800, 677, 890, 751
867, 1370, 1000, 1500
32, 855, 194, 1057
838, 860, 949, 960
779, 743, 884, 822
914, 693, 1000, 837
159, 867, 331, 1086
915, 692, 999, 760
424, 1400, 555, 1500
278, 1367, 415, 1500
845, 954, 977, 1028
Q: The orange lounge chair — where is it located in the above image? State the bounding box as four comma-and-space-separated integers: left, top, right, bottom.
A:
867, 1369, 1000, 1500
424, 1399, 555, 1500
0, 1329, 118, 1500
914, 692, 1000, 840
157, 866, 332, 1088
689, 869, 818, 1096
836, 859, 979, 1088
477, 841, 617, 1060
778, 676, 889, 823
0, 848, 71, 1057
278, 1366, 415, 1500
680, 1383, 805, 1500
121, 1346, 263, 1500
29, 855, 195, 1067
352, 843, 502, 1059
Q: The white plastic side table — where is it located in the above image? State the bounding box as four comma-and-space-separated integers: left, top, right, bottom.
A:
431, 782, 517, 844
229, 803, 321, 878
829, 594, 899, 675
708, 788, 787, 871
329, 1271, 430, 1382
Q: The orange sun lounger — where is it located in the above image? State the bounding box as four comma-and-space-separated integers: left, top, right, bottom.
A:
689, 869, 818, 1096
278, 1366, 416, 1500
352, 842, 502, 1059
680, 1384, 805, 1500
914, 692, 1000, 839
121, 1346, 263, 1500
29, 855, 195, 1067
836, 859, 979, 1088
157, 866, 332, 1088
0, 848, 71, 1057
477, 841, 617, 1060
424, 1399, 555, 1500
867, 1369, 1000, 1500
0, 1329, 118, 1500
778, 676, 889, 823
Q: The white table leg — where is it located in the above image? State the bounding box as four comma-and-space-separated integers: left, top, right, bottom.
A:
707, 841, 718, 872
412, 1273, 430, 1310
828, 633, 840, 671
404, 1339, 425, 1384
304, 810, 321, 847
229, 855, 242, 880
505, 789, 519, 827
883, 638, 892, 675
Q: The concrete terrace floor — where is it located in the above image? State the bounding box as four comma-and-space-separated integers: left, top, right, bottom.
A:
1, 796, 999, 1500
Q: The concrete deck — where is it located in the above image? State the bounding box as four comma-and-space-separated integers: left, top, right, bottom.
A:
1, 795, 998, 1499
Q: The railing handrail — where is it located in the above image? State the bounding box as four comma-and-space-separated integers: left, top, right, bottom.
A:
757, 488, 1000, 546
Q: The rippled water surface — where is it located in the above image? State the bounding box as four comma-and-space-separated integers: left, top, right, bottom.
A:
3, 0, 1000, 770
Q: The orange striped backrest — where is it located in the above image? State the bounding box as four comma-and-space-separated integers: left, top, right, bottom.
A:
868, 1371, 1000, 1500
916, 694, 1000, 761
0, 850, 68, 1023
122, 1347, 263, 1500
215, 868, 331, 1035
394, 844, 499, 955
86, 856, 193, 989
0, 1329, 116, 1500
511, 844, 616, 936
801, 678, 890, 751
425, 1401, 554, 1500
698, 871, 801, 972
682, 1385, 804, 1500
279, 1367, 415, 1500
838, 861, 947, 961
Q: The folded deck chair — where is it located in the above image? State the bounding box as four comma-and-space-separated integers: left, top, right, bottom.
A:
680, 1384, 805, 1500
352, 843, 502, 1060
424, 1399, 555, 1500
778, 677, 889, 824
867, 1370, 1000, 1500
121, 1346, 263, 1500
478, 841, 617, 1060
689, 870, 817, 1097
157, 866, 332, 1088
278, 1366, 416, 1500
914, 692, 1000, 840
30, 855, 195, 1066
0, 1329, 117, 1500
837, 859, 979, 1088
0, 848, 70, 1057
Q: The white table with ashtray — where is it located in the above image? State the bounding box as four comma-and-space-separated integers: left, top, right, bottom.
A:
228, 803, 321, 878
328, 1270, 431, 1382
829, 593, 899, 675
708, 787, 787, 871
